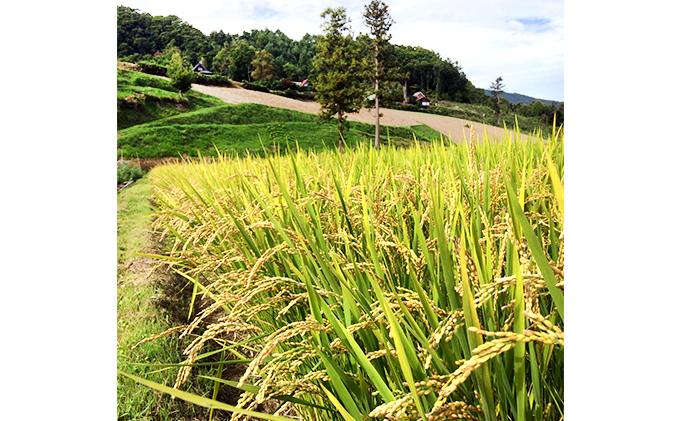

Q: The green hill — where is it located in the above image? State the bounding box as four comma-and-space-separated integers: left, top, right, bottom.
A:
117, 75, 444, 159
138, 103, 317, 127
117, 69, 224, 129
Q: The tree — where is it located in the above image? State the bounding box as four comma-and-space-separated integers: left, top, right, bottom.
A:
489, 76, 505, 125
314, 8, 367, 152
167, 51, 194, 98
213, 44, 231, 74
283, 62, 302, 81
362, 0, 403, 149
228, 39, 256, 81
251, 49, 276, 81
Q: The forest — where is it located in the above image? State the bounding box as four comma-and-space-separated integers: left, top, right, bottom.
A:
117, 5, 563, 129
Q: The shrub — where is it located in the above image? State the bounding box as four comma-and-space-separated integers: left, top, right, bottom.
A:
192, 73, 233, 87
167, 52, 194, 95
117, 161, 144, 184
279, 88, 315, 100
241, 81, 271, 93
254, 80, 285, 91
137, 61, 167, 76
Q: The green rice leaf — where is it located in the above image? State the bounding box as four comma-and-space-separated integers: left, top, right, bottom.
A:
117, 370, 299, 421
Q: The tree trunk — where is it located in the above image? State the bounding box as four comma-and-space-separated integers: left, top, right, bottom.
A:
374, 79, 380, 149
496, 96, 501, 125
374, 49, 380, 150
337, 112, 344, 153
403, 80, 408, 102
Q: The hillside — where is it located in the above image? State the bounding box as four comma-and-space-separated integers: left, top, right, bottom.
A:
117, 68, 223, 129
118, 6, 475, 103
484, 89, 561, 105
117, 71, 460, 159
189, 83, 527, 143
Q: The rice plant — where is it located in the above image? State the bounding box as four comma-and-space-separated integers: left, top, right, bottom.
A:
122, 125, 564, 421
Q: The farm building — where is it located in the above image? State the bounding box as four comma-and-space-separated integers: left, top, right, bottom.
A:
413, 91, 431, 107
192, 62, 213, 75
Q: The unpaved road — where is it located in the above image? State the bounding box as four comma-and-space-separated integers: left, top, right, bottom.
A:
191, 83, 526, 143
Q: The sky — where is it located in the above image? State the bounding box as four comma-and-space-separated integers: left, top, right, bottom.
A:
120, 0, 564, 102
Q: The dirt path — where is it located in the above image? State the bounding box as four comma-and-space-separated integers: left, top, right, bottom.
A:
191, 83, 526, 143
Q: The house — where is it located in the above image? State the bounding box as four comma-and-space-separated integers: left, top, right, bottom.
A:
292, 78, 309, 87
413, 91, 431, 107
192, 62, 213, 75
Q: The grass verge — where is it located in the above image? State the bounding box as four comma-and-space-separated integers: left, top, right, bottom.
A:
117, 176, 233, 420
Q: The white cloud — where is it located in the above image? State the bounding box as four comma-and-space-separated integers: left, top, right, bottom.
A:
121, 0, 563, 101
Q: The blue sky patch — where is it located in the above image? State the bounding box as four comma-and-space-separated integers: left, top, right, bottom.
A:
517, 17, 550, 26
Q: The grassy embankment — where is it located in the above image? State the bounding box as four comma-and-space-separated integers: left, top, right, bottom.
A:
118, 103, 441, 158
121, 128, 565, 421
118, 176, 228, 420
118, 68, 224, 130
117, 70, 444, 159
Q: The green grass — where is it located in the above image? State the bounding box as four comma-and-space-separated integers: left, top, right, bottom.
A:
117, 176, 230, 420
139, 103, 317, 127
117, 102, 444, 159
117, 69, 225, 130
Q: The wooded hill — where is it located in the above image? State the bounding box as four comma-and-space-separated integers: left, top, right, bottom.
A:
119, 6, 477, 103
483, 90, 559, 106
117, 5, 563, 129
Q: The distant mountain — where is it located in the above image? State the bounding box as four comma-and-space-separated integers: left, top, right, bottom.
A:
484, 90, 562, 105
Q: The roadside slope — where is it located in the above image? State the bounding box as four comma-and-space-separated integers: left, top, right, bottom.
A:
191, 83, 526, 143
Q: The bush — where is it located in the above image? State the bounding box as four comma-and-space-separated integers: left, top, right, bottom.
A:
171, 72, 194, 93
254, 80, 285, 91
279, 88, 315, 100
137, 61, 167, 76
117, 161, 144, 184
192, 73, 233, 87
241, 81, 271, 93
167, 52, 194, 94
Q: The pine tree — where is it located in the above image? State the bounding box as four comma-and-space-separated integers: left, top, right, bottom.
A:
363, 0, 403, 149
314, 7, 367, 152
490, 76, 505, 125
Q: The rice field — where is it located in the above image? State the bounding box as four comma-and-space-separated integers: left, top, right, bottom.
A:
123, 126, 564, 421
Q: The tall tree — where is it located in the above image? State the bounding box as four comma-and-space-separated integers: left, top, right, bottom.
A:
251, 49, 276, 81
489, 76, 505, 125
314, 8, 367, 152
362, 0, 402, 149
167, 51, 194, 98
228, 39, 256, 81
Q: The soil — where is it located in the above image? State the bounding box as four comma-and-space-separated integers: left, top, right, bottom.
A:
191, 83, 527, 143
